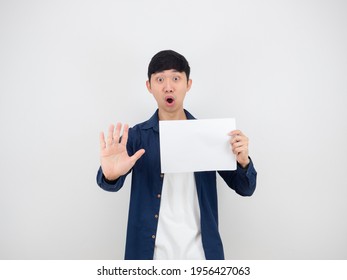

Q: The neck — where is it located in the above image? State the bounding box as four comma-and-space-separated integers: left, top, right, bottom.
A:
158, 108, 187, 121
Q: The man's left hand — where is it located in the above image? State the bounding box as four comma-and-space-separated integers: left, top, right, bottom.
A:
229, 130, 250, 168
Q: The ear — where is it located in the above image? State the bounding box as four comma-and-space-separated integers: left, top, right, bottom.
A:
186, 79, 192, 92
146, 80, 152, 93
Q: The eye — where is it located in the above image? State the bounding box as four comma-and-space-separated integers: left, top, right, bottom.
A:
157, 77, 164, 83
173, 76, 180, 81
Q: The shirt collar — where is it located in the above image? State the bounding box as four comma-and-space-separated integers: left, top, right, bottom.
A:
141, 109, 196, 132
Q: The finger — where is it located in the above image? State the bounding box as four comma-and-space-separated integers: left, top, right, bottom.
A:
107, 124, 115, 146
113, 122, 122, 144
231, 137, 246, 148
228, 130, 242, 136
232, 145, 240, 154
233, 138, 249, 150
120, 124, 129, 145
232, 135, 249, 146
231, 135, 248, 145
231, 135, 241, 144
130, 149, 145, 164
99, 132, 106, 150
232, 141, 244, 149
233, 145, 248, 155
229, 130, 244, 144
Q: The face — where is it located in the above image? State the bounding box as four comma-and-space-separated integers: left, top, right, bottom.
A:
146, 69, 192, 117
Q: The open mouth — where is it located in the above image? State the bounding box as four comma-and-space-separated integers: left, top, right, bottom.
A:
165, 96, 175, 105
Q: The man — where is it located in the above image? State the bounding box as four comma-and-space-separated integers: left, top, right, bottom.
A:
97, 50, 257, 260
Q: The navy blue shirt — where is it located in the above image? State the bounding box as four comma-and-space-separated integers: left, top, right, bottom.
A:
96, 109, 257, 260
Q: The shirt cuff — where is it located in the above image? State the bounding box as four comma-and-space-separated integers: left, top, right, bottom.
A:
103, 174, 119, 185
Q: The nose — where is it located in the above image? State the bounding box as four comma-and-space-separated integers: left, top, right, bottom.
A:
164, 79, 173, 92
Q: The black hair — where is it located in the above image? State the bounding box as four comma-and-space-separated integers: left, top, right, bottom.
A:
147, 50, 190, 82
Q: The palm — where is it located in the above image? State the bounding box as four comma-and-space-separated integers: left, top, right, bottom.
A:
100, 123, 145, 180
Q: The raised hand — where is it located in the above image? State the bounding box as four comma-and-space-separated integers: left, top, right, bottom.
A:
99, 123, 145, 181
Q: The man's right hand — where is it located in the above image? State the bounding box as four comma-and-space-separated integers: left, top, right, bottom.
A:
99, 123, 145, 181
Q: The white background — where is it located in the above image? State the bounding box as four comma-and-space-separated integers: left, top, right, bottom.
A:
1, 0, 346, 259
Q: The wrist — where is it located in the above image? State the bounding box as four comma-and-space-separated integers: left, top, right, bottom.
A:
102, 169, 121, 182
238, 158, 250, 169
103, 173, 119, 183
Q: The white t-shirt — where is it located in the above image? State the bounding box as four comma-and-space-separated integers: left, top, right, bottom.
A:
153, 172, 205, 260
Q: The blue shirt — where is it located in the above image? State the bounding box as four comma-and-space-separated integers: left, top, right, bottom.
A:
96, 109, 257, 260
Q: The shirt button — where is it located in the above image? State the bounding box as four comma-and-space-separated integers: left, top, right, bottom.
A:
152, 235, 156, 239
160, 173, 164, 178
154, 214, 159, 219
157, 194, 161, 198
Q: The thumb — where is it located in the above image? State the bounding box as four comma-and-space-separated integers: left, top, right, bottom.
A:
130, 149, 145, 164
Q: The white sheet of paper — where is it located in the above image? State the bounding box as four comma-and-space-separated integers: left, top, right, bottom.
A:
159, 118, 236, 173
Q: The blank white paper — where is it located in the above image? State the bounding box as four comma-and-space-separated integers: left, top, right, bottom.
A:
159, 118, 236, 173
